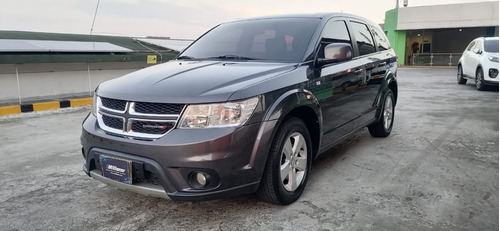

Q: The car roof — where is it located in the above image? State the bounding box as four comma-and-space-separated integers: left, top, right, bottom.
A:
483, 37, 499, 41
229, 12, 373, 24
476, 37, 499, 41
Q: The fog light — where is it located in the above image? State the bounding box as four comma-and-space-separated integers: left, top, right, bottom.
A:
196, 172, 207, 186
190, 171, 211, 188
489, 69, 498, 78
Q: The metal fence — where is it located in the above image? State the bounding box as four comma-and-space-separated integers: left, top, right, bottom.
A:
411, 53, 462, 66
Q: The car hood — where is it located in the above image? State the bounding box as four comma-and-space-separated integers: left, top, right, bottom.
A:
98, 61, 297, 104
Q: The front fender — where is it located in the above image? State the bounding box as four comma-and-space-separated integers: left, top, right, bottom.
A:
247, 88, 322, 178
264, 89, 321, 122
264, 88, 322, 155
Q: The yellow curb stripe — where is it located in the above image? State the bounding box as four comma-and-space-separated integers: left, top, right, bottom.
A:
0, 105, 22, 116
70, 98, 93, 107
33, 101, 60, 112
0, 97, 93, 117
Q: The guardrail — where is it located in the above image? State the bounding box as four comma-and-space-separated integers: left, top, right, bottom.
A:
411, 53, 462, 66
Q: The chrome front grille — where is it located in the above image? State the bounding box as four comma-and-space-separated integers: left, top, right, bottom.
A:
130, 120, 176, 134
100, 97, 127, 111
102, 115, 123, 130
96, 97, 185, 139
134, 102, 184, 114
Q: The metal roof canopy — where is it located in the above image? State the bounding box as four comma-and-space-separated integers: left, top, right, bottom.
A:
136, 38, 193, 52
0, 39, 133, 53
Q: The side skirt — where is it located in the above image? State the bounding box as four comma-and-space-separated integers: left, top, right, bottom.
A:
316, 117, 377, 158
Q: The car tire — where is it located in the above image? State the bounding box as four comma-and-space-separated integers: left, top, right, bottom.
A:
457, 65, 467, 84
368, 89, 395, 137
257, 117, 312, 205
475, 67, 486, 91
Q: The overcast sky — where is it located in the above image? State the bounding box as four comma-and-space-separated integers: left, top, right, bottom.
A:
0, 0, 486, 39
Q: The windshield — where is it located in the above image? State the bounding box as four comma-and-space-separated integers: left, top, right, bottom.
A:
484, 39, 499, 53
178, 18, 320, 62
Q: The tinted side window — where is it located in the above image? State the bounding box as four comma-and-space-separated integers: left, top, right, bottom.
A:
466, 41, 476, 51
474, 40, 483, 52
350, 22, 376, 56
318, 20, 351, 58
322, 20, 350, 43
371, 26, 390, 51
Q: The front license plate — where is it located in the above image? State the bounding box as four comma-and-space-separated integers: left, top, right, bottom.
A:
100, 155, 132, 184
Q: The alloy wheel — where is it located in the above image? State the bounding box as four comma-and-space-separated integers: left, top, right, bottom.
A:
280, 132, 307, 192
383, 96, 394, 130
476, 70, 483, 89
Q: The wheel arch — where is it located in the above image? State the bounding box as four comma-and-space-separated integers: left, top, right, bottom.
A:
285, 105, 321, 159
388, 75, 398, 106
476, 64, 484, 74
371, 71, 398, 123
263, 89, 322, 159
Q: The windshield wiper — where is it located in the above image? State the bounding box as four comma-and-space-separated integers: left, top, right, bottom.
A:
205, 55, 260, 60
176, 55, 196, 60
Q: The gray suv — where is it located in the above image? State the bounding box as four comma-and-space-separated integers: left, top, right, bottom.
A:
81, 13, 398, 205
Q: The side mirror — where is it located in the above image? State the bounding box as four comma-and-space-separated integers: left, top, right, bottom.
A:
316, 43, 353, 67
473, 48, 481, 54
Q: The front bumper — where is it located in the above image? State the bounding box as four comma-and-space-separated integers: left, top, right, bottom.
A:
81, 114, 276, 201
481, 60, 499, 86
483, 79, 499, 86
90, 169, 170, 199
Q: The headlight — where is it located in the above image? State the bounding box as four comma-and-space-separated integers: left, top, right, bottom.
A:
488, 55, 499, 62
178, 97, 259, 128
91, 93, 98, 116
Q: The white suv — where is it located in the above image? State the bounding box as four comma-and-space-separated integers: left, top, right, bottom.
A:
457, 37, 499, 90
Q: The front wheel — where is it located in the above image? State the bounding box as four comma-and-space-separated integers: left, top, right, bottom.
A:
476, 67, 486, 91
457, 65, 467, 84
257, 118, 312, 205
368, 89, 395, 137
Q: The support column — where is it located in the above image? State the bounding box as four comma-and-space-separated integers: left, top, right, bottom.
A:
384, 9, 407, 66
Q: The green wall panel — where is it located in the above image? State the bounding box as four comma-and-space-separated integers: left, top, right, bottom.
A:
384, 9, 406, 65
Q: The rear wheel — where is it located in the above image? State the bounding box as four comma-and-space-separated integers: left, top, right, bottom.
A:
457, 65, 467, 84
475, 67, 486, 91
368, 89, 395, 137
257, 118, 312, 205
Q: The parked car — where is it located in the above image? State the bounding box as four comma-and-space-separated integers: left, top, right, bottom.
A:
457, 37, 499, 90
81, 13, 398, 205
